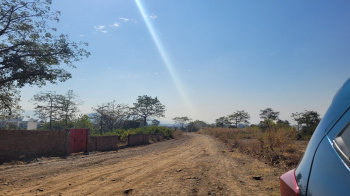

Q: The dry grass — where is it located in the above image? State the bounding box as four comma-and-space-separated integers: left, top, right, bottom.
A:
199, 127, 306, 168
172, 129, 184, 139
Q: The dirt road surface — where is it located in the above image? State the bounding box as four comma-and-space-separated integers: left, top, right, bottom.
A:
0, 133, 284, 196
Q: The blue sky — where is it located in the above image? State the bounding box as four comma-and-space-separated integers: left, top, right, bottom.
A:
20, 0, 350, 124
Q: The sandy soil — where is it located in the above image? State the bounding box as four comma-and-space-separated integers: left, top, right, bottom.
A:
0, 133, 285, 196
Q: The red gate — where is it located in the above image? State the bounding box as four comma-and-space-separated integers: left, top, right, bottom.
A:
69, 129, 87, 154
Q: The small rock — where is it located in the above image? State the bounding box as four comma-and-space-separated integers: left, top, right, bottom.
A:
217, 186, 223, 190
37, 188, 44, 192
124, 189, 133, 194
177, 169, 182, 172
252, 176, 262, 180
265, 186, 273, 191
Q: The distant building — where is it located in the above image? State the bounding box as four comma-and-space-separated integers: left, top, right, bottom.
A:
0, 118, 41, 130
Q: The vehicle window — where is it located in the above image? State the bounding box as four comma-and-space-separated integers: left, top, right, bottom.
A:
334, 122, 350, 165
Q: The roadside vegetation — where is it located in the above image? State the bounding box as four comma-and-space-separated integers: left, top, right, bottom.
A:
195, 108, 321, 169
91, 125, 176, 141
199, 126, 302, 168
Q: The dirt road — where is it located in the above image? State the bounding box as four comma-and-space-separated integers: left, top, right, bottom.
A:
0, 133, 283, 196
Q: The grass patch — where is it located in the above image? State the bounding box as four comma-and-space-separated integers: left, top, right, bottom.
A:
199, 127, 306, 168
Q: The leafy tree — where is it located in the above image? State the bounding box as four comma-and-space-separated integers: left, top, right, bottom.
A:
40, 120, 73, 131
58, 90, 82, 126
132, 95, 166, 126
74, 114, 94, 130
172, 116, 191, 131
0, 0, 90, 89
0, 85, 23, 128
260, 108, 279, 128
276, 119, 290, 128
91, 100, 130, 134
151, 119, 160, 126
292, 110, 321, 139
291, 112, 302, 131
187, 120, 207, 132
228, 110, 250, 128
0, 84, 22, 116
31, 91, 63, 130
300, 111, 320, 127
215, 116, 231, 127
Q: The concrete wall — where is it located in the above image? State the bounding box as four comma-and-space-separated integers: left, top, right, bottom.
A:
0, 130, 68, 163
128, 134, 149, 147
88, 136, 119, 152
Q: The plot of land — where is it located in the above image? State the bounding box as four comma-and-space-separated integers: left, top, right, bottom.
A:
0, 133, 286, 195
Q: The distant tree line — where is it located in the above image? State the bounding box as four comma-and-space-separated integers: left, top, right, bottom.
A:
29, 92, 166, 133
214, 108, 321, 139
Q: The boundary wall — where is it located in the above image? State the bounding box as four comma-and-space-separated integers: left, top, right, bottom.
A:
128, 134, 149, 147
88, 135, 119, 152
0, 130, 69, 163
0, 130, 166, 163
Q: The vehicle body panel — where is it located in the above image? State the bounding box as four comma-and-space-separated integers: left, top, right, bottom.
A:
288, 78, 350, 196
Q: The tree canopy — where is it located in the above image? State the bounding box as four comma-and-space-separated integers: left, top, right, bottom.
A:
31, 90, 81, 130
0, 0, 90, 88
132, 95, 165, 126
91, 100, 130, 134
187, 120, 207, 132
292, 110, 321, 138
228, 110, 250, 128
260, 108, 279, 128
215, 116, 231, 127
172, 116, 191, 131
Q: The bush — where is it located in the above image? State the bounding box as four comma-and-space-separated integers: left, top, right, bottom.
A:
91, 125, 175, 141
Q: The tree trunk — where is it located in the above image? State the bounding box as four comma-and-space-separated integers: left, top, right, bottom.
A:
143, 117, 147, 127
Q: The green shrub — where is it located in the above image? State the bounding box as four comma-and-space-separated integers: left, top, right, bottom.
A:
91, 125, 175, 141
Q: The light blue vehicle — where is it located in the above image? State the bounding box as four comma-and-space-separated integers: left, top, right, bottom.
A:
280, 78, 350, 196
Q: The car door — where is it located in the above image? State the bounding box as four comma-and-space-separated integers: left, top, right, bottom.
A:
307, 108, 350, 196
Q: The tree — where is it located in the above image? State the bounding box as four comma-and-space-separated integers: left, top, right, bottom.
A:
276, 119, 290, 128
215, 116, 231, 127
31, 91, 63, 130
132, 95, 166, 126
172, 116, 191, 131
58, 90, 82, 126
91, 100, 130, 134
0, 0, 90, 89
151, 119, 160, 126
74, 114, 93, 130
0, 84, 22, 116
0, 85, 23, 128
228, 110, 250, 128
260, 108, 279, 128
292, 110, 321, 138
187, 120, 207, 132
291, 112, 302, 131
